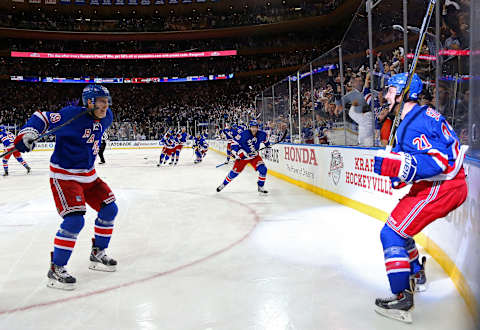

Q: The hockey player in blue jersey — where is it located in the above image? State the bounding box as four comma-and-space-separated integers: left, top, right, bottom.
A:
372, 73, 468, 323
170, 127, 190, 166
193, 134, 208, 164
14, 85, 118, 290
220, 124, 235, 165
216, 120, 270, 194
1, 126, 31, 176
157, 130, 176, 167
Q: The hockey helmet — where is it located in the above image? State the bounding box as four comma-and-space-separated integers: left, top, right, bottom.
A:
82, 84, 112, 107
386, 73, 423, 101
249, 120, 259, 127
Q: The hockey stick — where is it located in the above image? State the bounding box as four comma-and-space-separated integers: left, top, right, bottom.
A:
387, 0, 436, 148
215, 130, 287, 168
0, 110, 89, 159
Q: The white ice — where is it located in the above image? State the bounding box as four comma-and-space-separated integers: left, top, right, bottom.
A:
0, 148, 475, 330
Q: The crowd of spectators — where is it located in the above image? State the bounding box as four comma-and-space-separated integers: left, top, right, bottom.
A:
0, 78, 268, 141
0, 0, 344, 32
263, 0, 470, 146
2, 32, 341, 78
1, 49, 326, 78
5, 30, 341, 53
0, 0, 471, 148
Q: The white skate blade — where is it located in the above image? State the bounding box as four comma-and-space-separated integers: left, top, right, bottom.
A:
47, 279, 76, 291
415, 283, 427, 292
374, 306, 413, 323
89, 261, 116, 272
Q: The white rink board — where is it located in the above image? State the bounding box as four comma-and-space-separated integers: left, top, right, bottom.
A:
209, 139, 480, 320
33, 140, 194, 151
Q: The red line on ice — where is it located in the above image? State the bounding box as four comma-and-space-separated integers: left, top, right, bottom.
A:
0, 194, 260, 315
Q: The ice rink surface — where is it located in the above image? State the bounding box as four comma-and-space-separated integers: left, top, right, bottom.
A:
0, 148, 476, 330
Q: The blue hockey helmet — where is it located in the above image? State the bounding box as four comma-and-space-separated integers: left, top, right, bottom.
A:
386, 73, 423, 100
249, 120, 259, 127
82, 84, 112, 107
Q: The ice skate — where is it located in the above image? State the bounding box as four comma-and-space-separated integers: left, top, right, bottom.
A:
224, 158, 230, 165
258, 185, 268, 194
216, 183, 225, 192
47, 253, 76, 291
98, 160, 105, 164
89, 239, 117, 272
26, 165, 31, 174
2, 170, 8, 177
375, 287, 414, 323
414, 256, 427, 292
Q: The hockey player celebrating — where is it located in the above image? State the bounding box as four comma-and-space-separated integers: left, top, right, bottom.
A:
193, 133, 208, 164
1, 126, 31, 176
170, 127, 189, 166
157, 129, 176, 167
373, 73, 468, 323
217, 120, 270, 194
14, 85, 118, 290
220, 124, 234, 164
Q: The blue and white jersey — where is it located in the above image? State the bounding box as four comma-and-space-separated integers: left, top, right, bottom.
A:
19, 106, 113, 183
221, 128, 234, 141
237, 124, 247, 133
393, 104, 467, 181
0, 130, 15, 149
231, 129, 270, 155
194, 136, 208, 150
177, 132, 189, 145
160, 133, 175, 148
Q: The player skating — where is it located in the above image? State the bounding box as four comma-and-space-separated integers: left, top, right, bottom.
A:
169, 127, 190, 166
220, 124, 234, 164
0, 126, 31, 176
14, 85, 118, 290
193, 133, 208, 164
157, 129, 176, 167
373, 73, 468, 323
216, 120, 270, 194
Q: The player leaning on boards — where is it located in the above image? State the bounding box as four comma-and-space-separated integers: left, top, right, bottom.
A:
14, 85, 119, 290
373, 73, 468, 323
217, 120, 270, 194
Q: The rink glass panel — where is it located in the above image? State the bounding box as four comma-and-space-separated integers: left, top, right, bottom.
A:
310, 49, 343, 145
270, 79, 290, 143
436, 0, 470, 147
470, 0, 479, 157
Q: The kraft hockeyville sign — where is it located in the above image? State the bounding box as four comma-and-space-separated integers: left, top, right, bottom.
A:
284, 146, 318, 166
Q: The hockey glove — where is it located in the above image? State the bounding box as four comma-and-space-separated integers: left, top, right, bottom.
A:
248, 151, 258, 159
390, 177, 408, 189
374, 149, 417, 183
14, 130, 38, 153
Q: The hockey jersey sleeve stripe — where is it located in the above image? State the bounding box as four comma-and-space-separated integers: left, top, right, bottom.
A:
33, 111, 49, 133
426, 149, 449, 171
